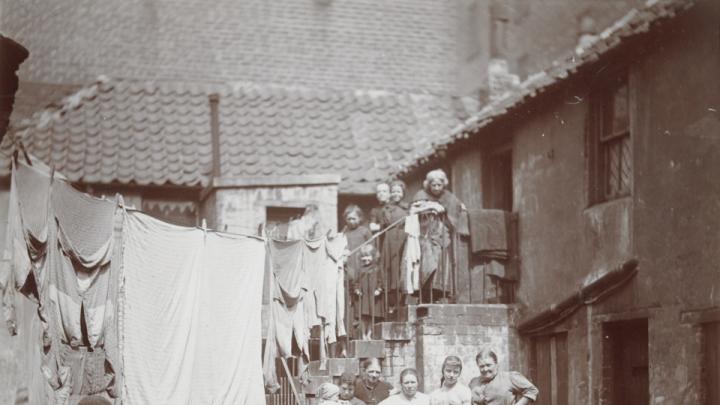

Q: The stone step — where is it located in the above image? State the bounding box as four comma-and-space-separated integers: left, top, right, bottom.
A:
306, 358, 359, 377
347, 339, 385, 359
302, 375, 333, 396
373, 322, 413, 341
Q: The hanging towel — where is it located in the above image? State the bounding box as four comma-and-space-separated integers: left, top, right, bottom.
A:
401, 215, 421, 294
468, 209, 510, 259
122, 211, 266, 405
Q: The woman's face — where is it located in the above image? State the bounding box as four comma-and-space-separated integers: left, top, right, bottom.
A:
442, 364, 461, 387
401, 373, 418, 398
390, 185, 404, 203
428, 178, 445, 197
364, 362, 382, 386
376, 184, 390, 204
477, 356, 498, 382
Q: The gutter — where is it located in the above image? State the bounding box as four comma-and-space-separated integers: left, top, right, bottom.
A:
518, 258, 639, 335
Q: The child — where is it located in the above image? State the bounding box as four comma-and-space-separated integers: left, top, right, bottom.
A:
355, 244, 383, 340
341, 205, 372, 339
380, 180, 409, 316
429, 355, 472, 405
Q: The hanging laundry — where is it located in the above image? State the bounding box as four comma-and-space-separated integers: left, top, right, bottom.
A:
468, 209, 511, 260
9, 160, 52, 295
303, 237, 326, 330
52, 179, 115, 269
41, 182, 122, 402
263, 239, 310, 391
401, 214, 421, 294
122, 211, 266, 405
325, 233, 347, 343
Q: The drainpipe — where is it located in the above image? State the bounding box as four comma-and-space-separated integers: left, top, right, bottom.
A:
209, 94, 221, 178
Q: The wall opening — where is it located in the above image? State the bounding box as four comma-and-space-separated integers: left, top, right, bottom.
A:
482, 146, 513, 211
265, 206, 305, 240
601, 318, 648, 405
703, 321, 720, 405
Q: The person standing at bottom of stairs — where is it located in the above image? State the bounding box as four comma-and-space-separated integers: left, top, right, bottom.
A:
354, 358, 392, 405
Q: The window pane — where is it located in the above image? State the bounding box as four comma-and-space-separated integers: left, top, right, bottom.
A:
611, 82, 629, 134
620, 135, 632, 194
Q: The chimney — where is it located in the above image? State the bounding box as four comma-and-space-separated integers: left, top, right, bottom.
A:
0, 35, 29, 143
487, 59, 520, 103
209, 94, 221, 178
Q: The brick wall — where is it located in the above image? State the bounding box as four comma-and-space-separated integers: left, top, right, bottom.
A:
413, 304, 520, 393
456, 0, 642, 94
1, 0, 461, 95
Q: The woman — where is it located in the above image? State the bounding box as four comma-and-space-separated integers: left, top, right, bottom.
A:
468, 349, 538, 405
429, 356, 471, 404
379, 368, 430, 404
411, 169, 469, 302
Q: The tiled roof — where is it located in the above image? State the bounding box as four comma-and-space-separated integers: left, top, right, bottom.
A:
393, 0, 697, 177
0, 78, 478, 194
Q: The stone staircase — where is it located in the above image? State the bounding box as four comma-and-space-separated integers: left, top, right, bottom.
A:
266, 312, 416, 405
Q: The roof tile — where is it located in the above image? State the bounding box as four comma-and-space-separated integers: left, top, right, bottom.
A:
2, 78, 474, 193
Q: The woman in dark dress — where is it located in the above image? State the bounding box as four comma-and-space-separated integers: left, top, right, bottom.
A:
411, 169, 469, 303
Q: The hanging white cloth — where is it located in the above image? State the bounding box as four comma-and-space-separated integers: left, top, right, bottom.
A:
121, 212, 266, 405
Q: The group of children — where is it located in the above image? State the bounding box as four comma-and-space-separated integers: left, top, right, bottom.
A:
342, 180, 408, 339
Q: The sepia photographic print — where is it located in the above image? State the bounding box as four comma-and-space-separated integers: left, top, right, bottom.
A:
0, 0, 718, 404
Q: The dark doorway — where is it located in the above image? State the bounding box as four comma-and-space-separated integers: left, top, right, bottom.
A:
266, 206, 305, 240
704, 322, 720, 405
482, 146, 513, 211
530, 333, 568, 405
602, 318, 649, 405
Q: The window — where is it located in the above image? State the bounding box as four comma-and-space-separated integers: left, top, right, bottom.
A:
530, 333, 568, 405
704, 322, 720, 405
601, 319, 648, 405
589, 71, 632, 204
142, 199, 198, 227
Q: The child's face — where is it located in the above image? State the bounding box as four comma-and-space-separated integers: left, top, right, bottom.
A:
345, 212, 360, 229
390, 185, 404, 203
376, 184, 390, 204
360, 254, 373, 266
442, 365, 461, 386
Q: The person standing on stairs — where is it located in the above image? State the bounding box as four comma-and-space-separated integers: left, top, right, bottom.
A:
355, 358, 393, 405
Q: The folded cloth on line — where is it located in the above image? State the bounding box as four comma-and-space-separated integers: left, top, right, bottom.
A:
468, 209, 510, 257
122, 211, 265, 405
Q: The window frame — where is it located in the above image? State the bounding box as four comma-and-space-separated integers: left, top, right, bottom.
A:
587, 68, 633, 205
